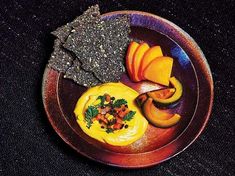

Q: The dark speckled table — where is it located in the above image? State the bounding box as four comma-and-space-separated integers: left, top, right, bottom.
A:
0, 0, 234, 175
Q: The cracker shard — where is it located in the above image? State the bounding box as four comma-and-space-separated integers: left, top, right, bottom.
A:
48, 4, 131, 86
64, 15, 130, 82
48, 39, 101, 87
48, 39, 73, 72
64, 60, 102, 87
51, 5, 100, 43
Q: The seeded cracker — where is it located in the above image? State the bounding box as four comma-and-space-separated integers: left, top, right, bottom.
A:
51, 5, 100, 43
64, 15, 130, 82
49, 5, 102, 86
64, 60, 101, 87
48, 39, 101, 87
48, 39, 73, 72
48, 5, 131, 85
102, 16, 131, 61
51, 24, 71, 44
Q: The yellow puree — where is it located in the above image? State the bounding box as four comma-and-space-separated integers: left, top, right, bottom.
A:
74, 82, 148, 146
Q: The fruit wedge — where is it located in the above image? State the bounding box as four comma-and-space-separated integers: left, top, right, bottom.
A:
147, 88, 175, 99
126, 41, 139, 80
135, 88, 175, 107
138, 46, 163, 79
143, 56, 173, 86
147, 77, 183, 108
142, 98, 181, 128
132, 43, 150, 82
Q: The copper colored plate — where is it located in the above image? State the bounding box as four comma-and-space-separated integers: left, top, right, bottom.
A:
42, 11, 213, 168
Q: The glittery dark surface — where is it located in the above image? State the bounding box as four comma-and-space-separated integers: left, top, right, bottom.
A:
0, 0, 234, 176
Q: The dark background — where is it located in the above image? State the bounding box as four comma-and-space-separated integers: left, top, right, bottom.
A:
0, 0, 234, 175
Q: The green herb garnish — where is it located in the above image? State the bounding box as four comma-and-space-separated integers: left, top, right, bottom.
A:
123, 111, 136, 121
113, 99, 127, 108
86, 120, 93, 129
96, 95, 105, 107
85, 106, 99, 128
106, 128, 114, 133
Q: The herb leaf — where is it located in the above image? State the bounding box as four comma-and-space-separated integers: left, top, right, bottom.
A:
106, 128, 114, 133
96, 95, 105, 107
86, 120, 93, 129
85, 106, 99, 119
113, 99, 127, 108
85, 106, 98, 128
123, 111, 136, 121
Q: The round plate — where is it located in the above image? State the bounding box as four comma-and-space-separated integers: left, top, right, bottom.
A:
42, 11, 213, 168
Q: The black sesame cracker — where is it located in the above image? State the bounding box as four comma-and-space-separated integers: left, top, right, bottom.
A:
51, 5, 100, 43
48, 4, 131, 86
102, 15, 131, 61
51, 24, 72, 44
48, 39, 73, 72
48, 39, 101, 87
49, 5, 103, 87
64, 60, 102, 87
64, 15, 130, 82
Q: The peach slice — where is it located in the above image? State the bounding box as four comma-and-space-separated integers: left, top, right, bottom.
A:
132, 43, 150, 82
125, 41, 139, 80
138, 46, 163, 79
143, 56, 173, 86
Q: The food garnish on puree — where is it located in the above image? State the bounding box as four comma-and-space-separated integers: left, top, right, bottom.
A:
74, 83, 148, 146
